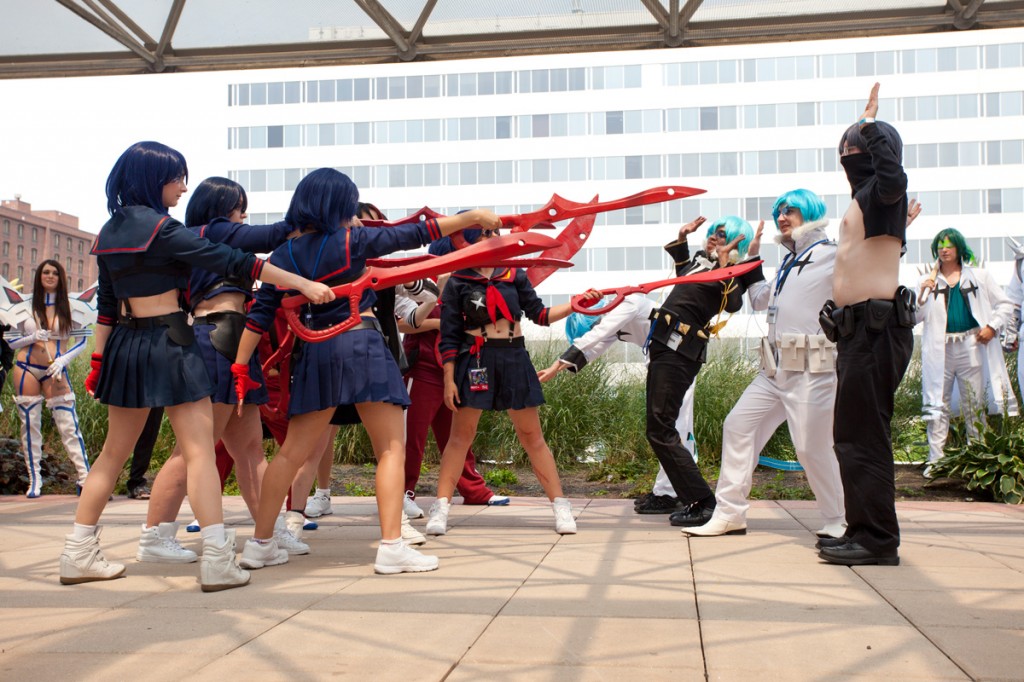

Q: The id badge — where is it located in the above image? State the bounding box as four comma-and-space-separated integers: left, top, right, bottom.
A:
766, 306, 778, 325
667, 331, 683, 351
468, 367, 489, 392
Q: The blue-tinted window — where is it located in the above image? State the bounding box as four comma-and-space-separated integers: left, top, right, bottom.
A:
285, 81, 300, 103
337, 79, 352, 101
389, 77, 405, 99
531, 70, 549, 93
268, 82, 283, 105
460, 73, 477, 96
477, 72, 494, 95
493, 116, 509, 139
353, 79, 370, 100
407, 76, 423, 98
251, 82, 266, 105
319, 80, 335, 102
496, 71, 514, 94
606, 111, 624, 135
424, 75, 441, 97
699, 107, 717, 130
533, 114, 549, 138
238, 83, 250, 105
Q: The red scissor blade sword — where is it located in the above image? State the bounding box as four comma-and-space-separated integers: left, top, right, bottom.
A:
571, 259, 763, 315
501, 185, 705, 232
528, 208, 596, 286
360, 206, 446, 228
281, 232, 560, 342
366, 255, 573, 271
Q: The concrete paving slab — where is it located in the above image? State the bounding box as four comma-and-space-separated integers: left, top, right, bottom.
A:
922, 625, 1024, 682
0, 651, 219, 682
447, 663, 705, 681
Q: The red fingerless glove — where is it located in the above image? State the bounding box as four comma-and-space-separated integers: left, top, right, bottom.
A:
231, 363, 261, 405
84, 353, 102, 395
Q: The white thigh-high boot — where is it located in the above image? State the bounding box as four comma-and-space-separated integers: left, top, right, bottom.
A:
46, 392, 90, 488
14, 395, 45, 497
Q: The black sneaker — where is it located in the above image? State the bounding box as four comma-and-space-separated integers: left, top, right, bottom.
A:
669, 503, 714, 527
634, 494, 685, 515
633, 493, 653, 509
127, 485, 151, 500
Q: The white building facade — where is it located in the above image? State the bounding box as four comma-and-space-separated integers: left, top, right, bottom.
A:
222, 27, 1024, 345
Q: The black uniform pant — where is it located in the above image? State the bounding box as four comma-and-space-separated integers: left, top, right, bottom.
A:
833, 319, 913, 554
127, 407, 164, 490
646, 341, 712, 504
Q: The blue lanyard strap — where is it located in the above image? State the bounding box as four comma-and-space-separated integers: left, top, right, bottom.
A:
287, 233, 331, 282
773, 239, 827, 297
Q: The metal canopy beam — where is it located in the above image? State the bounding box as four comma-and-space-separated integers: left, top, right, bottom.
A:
5, 1, 1023, 80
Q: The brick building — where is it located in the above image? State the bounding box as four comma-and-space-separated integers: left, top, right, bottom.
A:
0, 196, 98, 293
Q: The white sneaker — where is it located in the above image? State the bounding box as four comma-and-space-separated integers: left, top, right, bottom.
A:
239, 538, 289, 569
374, 541, 440, 574
137, 522, 198, 563
274, 514, 310, 555
553, 498, 577, 535
401, 511, 426, 546
59, 527, 126, 584
425, 498, 450, 536
680, 515, 747, 537
200, 529, 250, 592
815, 522, 848, 539
283, 511, 305, 539
304, 491, 333, 518
403, 491, 424, 519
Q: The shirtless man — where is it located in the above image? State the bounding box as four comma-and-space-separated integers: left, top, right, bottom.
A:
817, 83, 914, 566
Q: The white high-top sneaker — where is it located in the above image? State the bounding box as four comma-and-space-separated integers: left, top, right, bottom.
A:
304, 491, 333, 518
374, 541, 440, 574
59, 527, 126, 584
273, 513, 310, 555
284, 511, 306, 539
403, 491, 424, 519
425, 498, 451, 536
240, 538, 289, 569
200, 529, 250, 592
553, 498, 577, 535
137, 522, 198, 563
401, 511, 426, 546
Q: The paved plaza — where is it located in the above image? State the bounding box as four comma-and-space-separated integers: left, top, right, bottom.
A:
1, 494, 1022, 681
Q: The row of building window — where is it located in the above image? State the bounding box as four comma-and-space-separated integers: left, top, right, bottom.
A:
229, 135, 1024, 192
0, 243, 85, 273
227, 91, 1024, 150
227, 43, 1024, 107
1, 220, 88, 253
664, 42, 1024, 86
0, 262, 86, 290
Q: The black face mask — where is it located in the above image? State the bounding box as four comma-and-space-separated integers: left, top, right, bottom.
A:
840, 153, 873, 191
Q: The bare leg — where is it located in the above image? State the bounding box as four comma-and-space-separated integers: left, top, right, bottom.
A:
218, 403, 268, 518
508, 407, 564, 501
251, 410, 334, 540
290, 425, 336, 506
354, 402, 407, 539
435, 407, 483, 501
163, 399, 223, 528
145, 446, 187, 527
75, 406, 151, 525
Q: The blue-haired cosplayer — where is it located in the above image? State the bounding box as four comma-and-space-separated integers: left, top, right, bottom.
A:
772, 188, 828, 227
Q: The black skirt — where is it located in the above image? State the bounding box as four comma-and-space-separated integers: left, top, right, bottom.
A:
194, 321, 268, 406
453, 339, 545, 411
95, 323, 212, 408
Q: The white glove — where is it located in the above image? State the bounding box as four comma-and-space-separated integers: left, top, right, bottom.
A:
45, 354, 70, 377
33, 328, 50, 342
8, 328, 49, 350
398, 279, 440, 305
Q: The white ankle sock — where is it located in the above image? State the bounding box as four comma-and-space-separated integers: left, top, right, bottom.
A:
380, 537, 402, 546
71, 523, 97, 540
316, 488, 330, 497
200, 523, 226, 545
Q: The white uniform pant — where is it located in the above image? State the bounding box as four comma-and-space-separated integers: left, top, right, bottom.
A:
714, 368, 844, 525
652, 383, 696, 497
927, 335, 984, 464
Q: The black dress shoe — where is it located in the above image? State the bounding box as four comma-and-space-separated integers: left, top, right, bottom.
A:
815, 535, 849, 550
669, 504, 714, 527
819, 541, 899, 566
635, 494, 684, 515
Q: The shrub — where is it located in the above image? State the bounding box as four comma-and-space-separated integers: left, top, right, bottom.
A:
929, 415, 1024, 504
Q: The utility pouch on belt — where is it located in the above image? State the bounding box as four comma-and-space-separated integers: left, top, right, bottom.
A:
651, 311, 708, 363
865, 299, 895, 333
819, 300, 839, 343
759, 337, 777, 378
894, 285, 916, 328
778, 333, 806, 372
807, 334, 836, 373
200, 311, 246, 360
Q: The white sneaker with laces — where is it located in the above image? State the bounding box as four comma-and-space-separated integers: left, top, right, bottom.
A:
403, 491, 424, 519
553, 497, 577, 535
401, 511, 426, 546
137, 522, 198, 563
239, 538, 289, 569
274, 514, 310, 555
200, 529, 250, 592
59, 527, 126, 584
304, 491, 333, 518
425, 498, 450, 536
374, 541, 439, 574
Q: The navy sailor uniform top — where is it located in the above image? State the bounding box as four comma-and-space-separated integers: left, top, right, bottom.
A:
438, 267, 551, 364
91, 206, 264, 326
245, 218, 442, 335
187, 217, 293, 310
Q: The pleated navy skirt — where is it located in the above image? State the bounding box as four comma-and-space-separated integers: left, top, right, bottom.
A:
95, 323, 212, 408
453, 343, 545, 411
289, 327, 410, 416
193, 321, 268, 406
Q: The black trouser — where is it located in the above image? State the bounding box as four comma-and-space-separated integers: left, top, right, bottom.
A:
833, 316, 913, 554
127, 407, 164, 490
646, 341, 711, 504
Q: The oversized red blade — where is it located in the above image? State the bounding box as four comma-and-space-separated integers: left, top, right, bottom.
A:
501, 186, 705, 233
281, 232, 560, 342
359, 206, 446, 228
571, 259, 763, 315
527, 207, 596, 286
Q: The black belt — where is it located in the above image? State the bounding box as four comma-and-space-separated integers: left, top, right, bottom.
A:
118, 311, 187, 330
463, 334, 525, 348
192, 311, 244, 326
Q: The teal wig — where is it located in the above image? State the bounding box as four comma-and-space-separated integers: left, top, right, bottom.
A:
564, 299, 608, 344
705, 216, 754, 258
930, 228, 975, 265
772, 188, 827, 228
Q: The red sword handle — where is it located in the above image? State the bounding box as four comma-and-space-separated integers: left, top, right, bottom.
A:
570, 287, 642, 314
